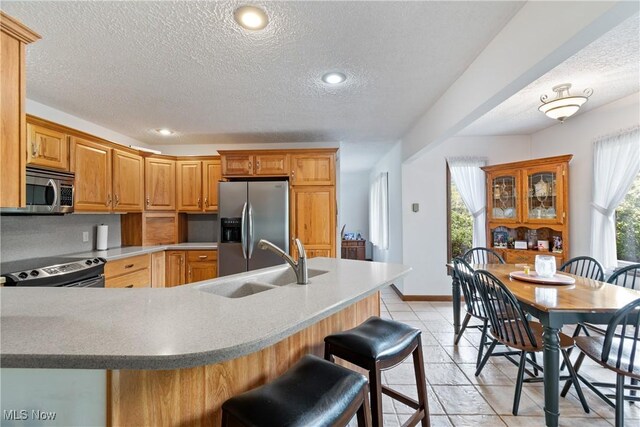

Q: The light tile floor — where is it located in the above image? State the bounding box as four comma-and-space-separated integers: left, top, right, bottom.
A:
375, 287, 639, 427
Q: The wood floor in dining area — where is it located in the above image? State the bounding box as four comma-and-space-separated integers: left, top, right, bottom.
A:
374, 287, 639, 427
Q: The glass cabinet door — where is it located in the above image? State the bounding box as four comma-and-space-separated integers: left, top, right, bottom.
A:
488, 172, 519, 222
523, 164, 565, 224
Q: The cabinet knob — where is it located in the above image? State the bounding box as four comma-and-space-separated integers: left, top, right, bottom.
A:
146, 196, 150, 207
106, 194, 112, 207
204, 197, 209, 207
32, 142, 39, 157
197, 197, 201, 208
115, 194, 120, 206
256, 161, 260, 169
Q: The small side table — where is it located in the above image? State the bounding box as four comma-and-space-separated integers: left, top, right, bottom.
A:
341, 239, 366, 260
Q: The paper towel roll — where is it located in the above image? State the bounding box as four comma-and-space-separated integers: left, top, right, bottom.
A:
96, 224, 108, 251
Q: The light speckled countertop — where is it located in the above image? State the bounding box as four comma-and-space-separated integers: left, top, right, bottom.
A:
0, 258, 410, 370
70, 242, 217, 261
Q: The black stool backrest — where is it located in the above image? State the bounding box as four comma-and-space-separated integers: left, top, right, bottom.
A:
474, 270, 536, 348
453, 257, 485, 319
462, 247, 505, 265
559, 256, 604, 281
607, 264, 640, 290
602, 298, 640, 374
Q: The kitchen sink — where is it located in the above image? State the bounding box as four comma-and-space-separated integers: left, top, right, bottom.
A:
198, 281, 277, 298
253, 268, 328, 286
194, 268, 329, 298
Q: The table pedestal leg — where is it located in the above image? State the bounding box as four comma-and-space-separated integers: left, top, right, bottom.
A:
543, 325, 561, 427
452, 274, 461, 336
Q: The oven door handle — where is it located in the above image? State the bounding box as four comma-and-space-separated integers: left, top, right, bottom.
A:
48, 179, 59, 211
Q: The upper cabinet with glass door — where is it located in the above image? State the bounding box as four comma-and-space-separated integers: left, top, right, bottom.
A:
487, 170, 520, 223
523, 162, 567, 225
482, 155, 572, 228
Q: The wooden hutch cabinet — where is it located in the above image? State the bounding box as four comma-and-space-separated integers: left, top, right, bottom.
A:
482, 155, 572, 264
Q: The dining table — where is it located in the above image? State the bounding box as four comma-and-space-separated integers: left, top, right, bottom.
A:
446, 262, 640, 427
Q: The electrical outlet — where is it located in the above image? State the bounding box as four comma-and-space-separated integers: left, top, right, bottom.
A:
82, 231, 89, 242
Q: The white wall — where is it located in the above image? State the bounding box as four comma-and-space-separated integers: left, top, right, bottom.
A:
530, 92, 640, 260
27, 100, 151, 149
339, 171, 371, 259
401, 136, 531, 296
369, 142, 404, 288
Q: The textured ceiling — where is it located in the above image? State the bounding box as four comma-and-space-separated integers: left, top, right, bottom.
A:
460, 13, 640, 136
3, 0, 523, 147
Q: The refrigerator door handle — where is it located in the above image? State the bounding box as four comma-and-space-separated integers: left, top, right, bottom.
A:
241, 202, 248, 259
247, 202, 255, 258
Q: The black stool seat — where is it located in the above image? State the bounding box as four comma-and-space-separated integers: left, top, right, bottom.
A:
325, 316, 421, 361
325, 316, 430, 427
222, 354, 369, 427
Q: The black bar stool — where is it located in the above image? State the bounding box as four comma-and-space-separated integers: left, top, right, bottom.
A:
324, 316, 430, 427
221, 354, 371, 427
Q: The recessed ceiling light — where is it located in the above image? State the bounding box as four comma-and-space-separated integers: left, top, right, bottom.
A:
156, 128, 174, 136
322, 72, 346, 85
234, 6, 269, 31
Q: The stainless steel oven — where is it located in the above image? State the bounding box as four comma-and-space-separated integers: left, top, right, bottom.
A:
1, 167, 74, 214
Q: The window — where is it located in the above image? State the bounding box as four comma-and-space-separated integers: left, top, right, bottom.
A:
447, 165, 473, 260
616, 173, 640, 263
369, 172, 389, 250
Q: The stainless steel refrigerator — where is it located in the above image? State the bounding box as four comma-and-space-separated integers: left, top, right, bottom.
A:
218, 181, 289, 276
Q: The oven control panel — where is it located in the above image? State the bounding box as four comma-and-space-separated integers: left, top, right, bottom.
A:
1, 258, 106, 286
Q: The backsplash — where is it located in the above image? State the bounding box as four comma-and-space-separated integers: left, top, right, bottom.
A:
0, 214, 121, 263
187, 214, 218, 242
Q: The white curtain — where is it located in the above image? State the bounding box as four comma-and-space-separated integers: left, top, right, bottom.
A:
590, 127, 640, 270
369, 172, 389, 250
448, 157, 487, 248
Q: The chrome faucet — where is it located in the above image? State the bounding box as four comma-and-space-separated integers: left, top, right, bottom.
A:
258, 238, 308, 285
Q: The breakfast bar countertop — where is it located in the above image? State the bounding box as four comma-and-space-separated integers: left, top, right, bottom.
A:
0, 258, 410, 370
69, 242, 218, 261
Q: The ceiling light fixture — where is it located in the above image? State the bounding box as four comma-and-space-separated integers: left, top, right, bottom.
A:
234, 6, 269, 31
156, 128, 174, 136
322, 72, 346, 85
538, 83, 593, 123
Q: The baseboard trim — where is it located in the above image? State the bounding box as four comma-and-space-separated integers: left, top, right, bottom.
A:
402, 295, 453, 302
389, 284, 453, 302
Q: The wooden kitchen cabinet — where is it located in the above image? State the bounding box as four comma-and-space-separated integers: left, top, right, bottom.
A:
112, 148, 144, 212
291, 186, 336, 258
26, 122, 68, 170
70, 137, 112, 212
221, 153, 253, 176
176, 157, 221, 212
255, 153, 289, 176
290, 153, 335, 186
203, 158, 221, 211
165, 251, 186, 287
104, 254, 151, 288
145, 156, 176, 210
220, 151, 289, 177
186, 250, 217, 283
176, 160, 202, 211
165, 250, 217, 286
0, 12, 40, 208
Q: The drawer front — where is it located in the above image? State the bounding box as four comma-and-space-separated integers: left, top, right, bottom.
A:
105, 268, 151, 288
187, 250, 217, 262
505, 251, 532, 264
105, 254, 151, 278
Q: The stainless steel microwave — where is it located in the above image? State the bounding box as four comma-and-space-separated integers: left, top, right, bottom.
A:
1, 167, 74, 214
